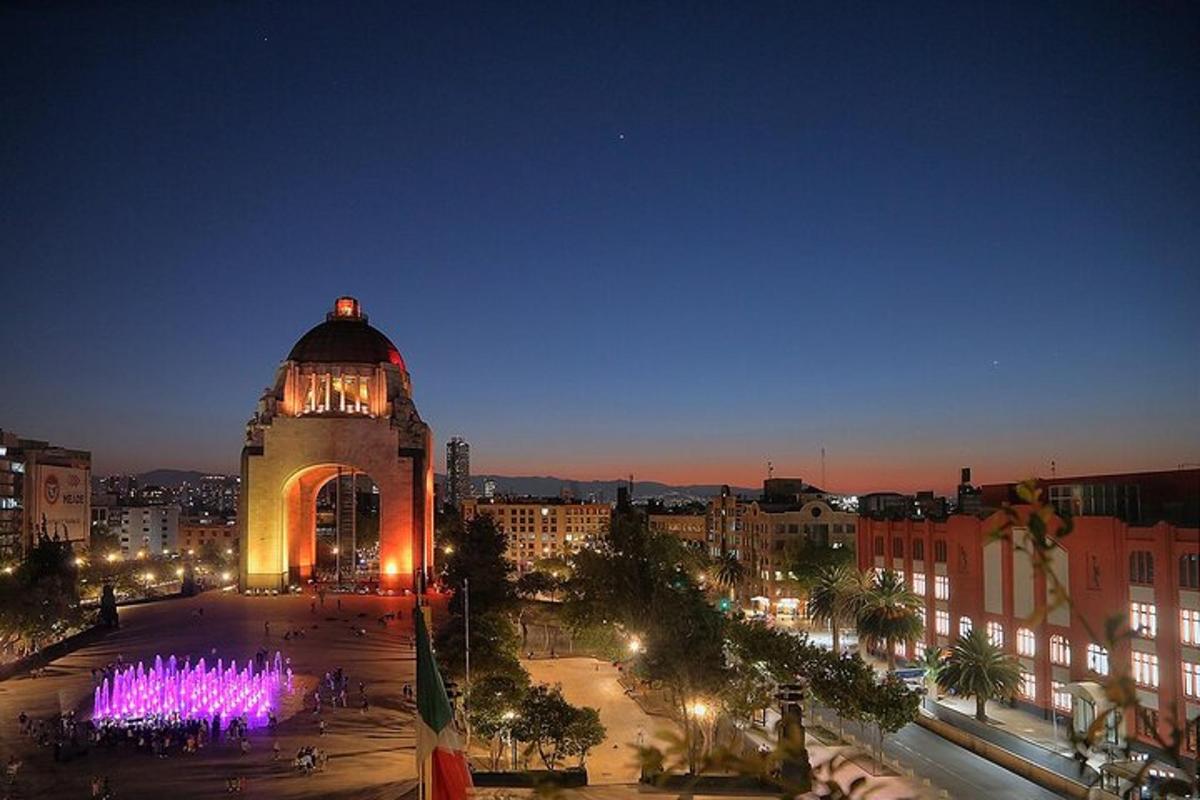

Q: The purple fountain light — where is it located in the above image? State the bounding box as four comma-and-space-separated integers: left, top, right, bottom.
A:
92, 652, 292, 728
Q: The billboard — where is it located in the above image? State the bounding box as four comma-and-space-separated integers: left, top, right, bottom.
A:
33, 464, 90, 547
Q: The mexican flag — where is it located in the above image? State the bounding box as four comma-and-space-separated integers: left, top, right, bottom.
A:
415, 606, 472, 800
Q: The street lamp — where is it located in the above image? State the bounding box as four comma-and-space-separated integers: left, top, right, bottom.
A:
502, 711, 518, 770
105, 552, 118, 563
175, 567, 185, 578
628, 637, 642, 655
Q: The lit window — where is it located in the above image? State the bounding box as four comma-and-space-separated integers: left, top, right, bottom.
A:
959, 616, 972, 637
1130, 602, 1157, 638
934, 575, 950, 601
936, 609, 950, 636
896, 570, 905, 585
1017, 627, 1036, 657
917, 607, 926, 628
986, 621, 1004, 648
912, 572, 926, 595
1132, 651, 1159, 688
1051, 681, 1072, 713
1050, 635, 1071, 667
1019, 670, 1036, 699
914, 641, 926, 659
1184, 662, 1200, 699
1181, 609, 1200, 646
1087, 644, 1109, 675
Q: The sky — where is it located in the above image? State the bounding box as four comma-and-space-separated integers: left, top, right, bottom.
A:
1, 2, 1198, 493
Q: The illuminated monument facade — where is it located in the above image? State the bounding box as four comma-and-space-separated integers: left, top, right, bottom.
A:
239, 297, 433, 591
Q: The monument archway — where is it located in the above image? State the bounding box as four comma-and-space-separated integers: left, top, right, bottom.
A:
239, 297, 434, 591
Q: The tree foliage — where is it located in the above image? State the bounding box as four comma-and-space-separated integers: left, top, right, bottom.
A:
936, 628, 1021, 721
854, 569, 924, 670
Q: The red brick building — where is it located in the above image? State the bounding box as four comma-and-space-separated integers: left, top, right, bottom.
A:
857, 468, 1199, 762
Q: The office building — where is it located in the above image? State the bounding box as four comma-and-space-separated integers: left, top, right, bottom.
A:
461, 497, 611, 572
0, 429, 91, 559
446, 436, 471, 508
116, 504, 181, 557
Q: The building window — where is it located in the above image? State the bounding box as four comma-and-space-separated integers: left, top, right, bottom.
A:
892, 537, 904, 557
1019, 670, 1036, 700
1130, 602, 1157, 638
1129, 550, 1154, 585
912, 572, 926, 595
874, 537, 884, 556
1184, 662, 1200, 699
1017, 627, 1036, 657
1181, 554, 1200, 590
987, 621, 1004, 648
934, 540, 947, 563
914, 640, 926, 659
959, 616, 972, 637
1132, 651, 1159, 689
936, 609, 950, 636
912, 539, 925, 561
1050, 635, 1071, 667
934, 575, 950, 601
1087, 644, 1109, 675
917, 607, 926, 628
1183, 609, 1200, 646
1187, 718, 1200, 754
1051, 681, 1072, 713
1136, 709, 1159, 739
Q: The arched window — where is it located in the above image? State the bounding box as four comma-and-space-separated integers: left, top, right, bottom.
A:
1017, 627, 1036, 656
959, 616, 972, 636
1050, 634, 1071, 666
1181, 554, 1200, 590
1129, 551, 1154, 585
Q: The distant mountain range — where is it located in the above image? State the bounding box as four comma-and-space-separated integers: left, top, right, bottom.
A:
105, 469, 757, 502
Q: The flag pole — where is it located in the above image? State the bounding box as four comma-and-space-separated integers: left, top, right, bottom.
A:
464, 578, 471, 746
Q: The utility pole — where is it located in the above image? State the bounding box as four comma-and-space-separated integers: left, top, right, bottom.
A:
464, 577, 471, 746
820, 447, 826, 490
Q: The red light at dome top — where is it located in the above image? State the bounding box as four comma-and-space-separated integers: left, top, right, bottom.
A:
334, 297, 360, 318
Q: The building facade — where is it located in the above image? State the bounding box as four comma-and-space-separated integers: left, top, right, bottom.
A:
179, 513, 238, 555
0, 429, 91, 560
857, 467, 1200, 764
461, 497, 611, 572
741, 498, 858, 617
647, 512, 707, 549
445, 437, 470, 508
116, 505, 181, 557
240, 297, 434, 591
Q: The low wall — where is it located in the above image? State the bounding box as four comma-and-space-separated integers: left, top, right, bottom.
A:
916, 714, 1090, 799
471, 769, 587, 787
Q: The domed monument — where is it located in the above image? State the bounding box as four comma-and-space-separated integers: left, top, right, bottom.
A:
239, 297, 433, 591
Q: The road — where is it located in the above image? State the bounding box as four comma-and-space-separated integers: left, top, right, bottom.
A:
810, 706, 1067, 800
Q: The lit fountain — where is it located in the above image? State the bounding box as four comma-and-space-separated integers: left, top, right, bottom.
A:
92, 652, 292, 728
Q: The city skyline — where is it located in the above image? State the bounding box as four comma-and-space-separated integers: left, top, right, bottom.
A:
3, 3, 1198, 493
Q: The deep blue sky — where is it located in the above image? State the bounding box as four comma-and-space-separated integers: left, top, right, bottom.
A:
2, 2, 1197, 491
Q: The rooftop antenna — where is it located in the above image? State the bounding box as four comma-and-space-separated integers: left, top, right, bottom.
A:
1050, 459, 1056, 478
820, 447, 827, 490
767, 460, 774, 479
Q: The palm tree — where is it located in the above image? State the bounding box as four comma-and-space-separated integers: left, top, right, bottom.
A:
917, 646, 945, 710
713, 553, 746, 593
806, 564, 862, 655
855, 569, 924, 670
937, 628, 1021, 722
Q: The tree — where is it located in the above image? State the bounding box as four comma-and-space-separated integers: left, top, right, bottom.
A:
713, 552, 745, 594
515, 571, 558, 600
805, 564, 864, 656
468, 673, 529, 770
786, 538, 854, 589
917, 645, 945, 709
435, 610, 525, 683
937, 628, 1021, 722
855, 569, 923, 670
513, 684, 578, 770
562, 706, 605, 768
442, 514, 515, 615
809, 652, 875, 738
859, 672, 922, 771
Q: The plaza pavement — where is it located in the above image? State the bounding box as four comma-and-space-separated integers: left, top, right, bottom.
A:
0, 590, 422, 800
